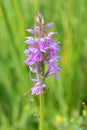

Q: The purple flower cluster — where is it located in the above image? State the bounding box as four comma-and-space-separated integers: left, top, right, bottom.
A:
24, 12, 61, 95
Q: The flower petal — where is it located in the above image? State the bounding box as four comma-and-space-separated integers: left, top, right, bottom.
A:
48, 32, 58, 37
44, 23, 54, 31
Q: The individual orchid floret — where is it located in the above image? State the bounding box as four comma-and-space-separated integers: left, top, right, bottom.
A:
44, 23, 54, 31
31, 81, 45, 95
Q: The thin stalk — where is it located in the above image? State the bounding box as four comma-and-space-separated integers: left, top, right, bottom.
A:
39, 62, 45, 130
39, 91, 44, 130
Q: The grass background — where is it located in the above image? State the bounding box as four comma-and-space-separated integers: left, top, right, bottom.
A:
0, 0, 87, 130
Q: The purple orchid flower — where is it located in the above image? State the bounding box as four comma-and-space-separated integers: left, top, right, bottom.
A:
24, 12, 61, 95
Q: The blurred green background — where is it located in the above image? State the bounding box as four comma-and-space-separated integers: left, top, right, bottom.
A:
0, 0, 87, 130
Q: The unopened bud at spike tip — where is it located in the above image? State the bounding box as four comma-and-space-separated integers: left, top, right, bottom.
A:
34, 12, 44, 26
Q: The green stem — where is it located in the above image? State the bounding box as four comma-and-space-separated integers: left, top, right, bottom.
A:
39, 90, 44, 130
39, 54, 45, 130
